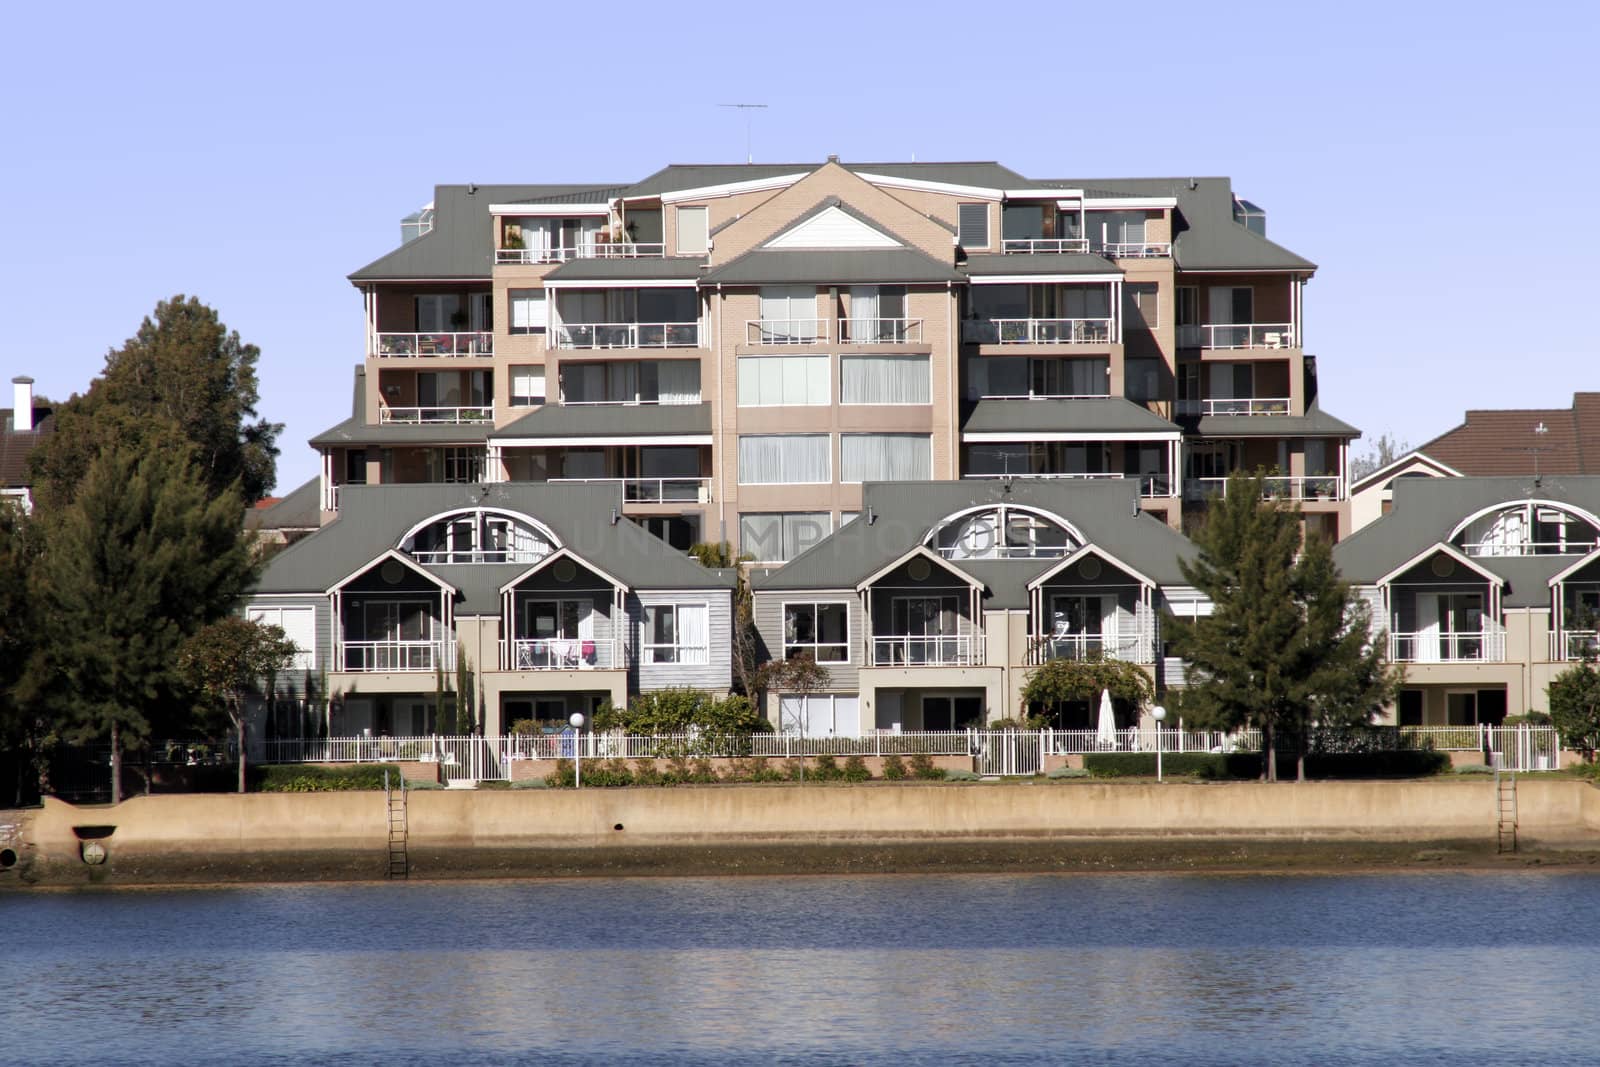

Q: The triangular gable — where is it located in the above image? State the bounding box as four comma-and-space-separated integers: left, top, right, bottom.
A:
764, 204, 902, 249
1027, 544, 1156, 592
1349, 450, 1462, 494
326, 549, 458, 596
1547, 547, 1600, 587
498, 547, 628, 595
856, 544, 984, 593
1377, 542, 1504, 588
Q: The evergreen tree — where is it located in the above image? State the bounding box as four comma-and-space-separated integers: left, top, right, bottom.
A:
1547, 660, 1600, 761
1168, 471, 1396, 780
29, 443, 257, 802
30, 295, 281, 509
0, 504, 42, 804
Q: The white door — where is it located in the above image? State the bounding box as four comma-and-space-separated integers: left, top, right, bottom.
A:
1414, 594, 1441, 663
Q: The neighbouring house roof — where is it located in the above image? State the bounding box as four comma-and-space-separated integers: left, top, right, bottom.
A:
749, 478, 1197, 608
1348, 450, 1463, 495
255, 481, 734, 613
1194, 404, 1361, 439
962, 398, 1179, 438
247, 476, 322, 532
0, 407, 53, 489
490, 402, 712, 443
1418, 393, 1600, 476
1332, 474, 1600, 607
702, 247, 964, 285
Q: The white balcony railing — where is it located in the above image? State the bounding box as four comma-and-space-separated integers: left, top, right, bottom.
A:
838, 318, 923, 344
745, 319, 829, 345
1100, 241, 1173, 258
965, 318, 1114, 345
1033, 631, 1154, 664
966, 471, 1174, 497
1200, 397, 1292, 417
1188, 475, 1345, 502
1177, 323, 1296, 349
495, 242, 666, 265
548, 476, 712, 504
502, 637, 616, 671
1002, 237, 1091, 254
1387, 628, 1506, 663
407, 547, 550, 566
1461, 540, 1600, 558
1551, 630, 1599, 661
323, 482, 343, 511
554, 322, 700, 349
373, 332, 493, 358
379, 406, 493, 425
338, 640, 451, 673
868, 633, 984, 667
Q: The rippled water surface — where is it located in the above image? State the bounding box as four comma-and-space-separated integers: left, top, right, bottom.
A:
4, 872, 1598, 1065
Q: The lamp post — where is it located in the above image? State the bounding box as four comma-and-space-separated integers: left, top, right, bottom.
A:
569, 712, 586, 789
1151, 705, 1166, 783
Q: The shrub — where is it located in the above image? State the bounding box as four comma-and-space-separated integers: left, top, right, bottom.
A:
255, 763, 409, 792
1455, 763, 1494, 775
810, 754, 844, 782
882, 753, 907, 781
690, 758, 718, 784
476, 779, 512, 790
407, 778, 444, 790
511, 778, 548, 789
747, 757, 787, 783
909, 752, 946, 781
632, 760, 663, 786
1083, 750, 1451, 780
944, 769, 980, 781
1047, 766, 1089, 779
842, 755, 871, 782
545, 759, 576, 788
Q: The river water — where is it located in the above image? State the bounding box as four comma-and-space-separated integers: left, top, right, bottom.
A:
4, 871, 1596, 1065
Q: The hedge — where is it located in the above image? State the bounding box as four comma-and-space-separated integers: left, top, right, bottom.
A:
1083, 750, 1450, 780
254, 763, 409, 792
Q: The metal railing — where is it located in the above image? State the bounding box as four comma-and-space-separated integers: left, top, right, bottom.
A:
554, 322, 700, 349
337, 640, 452, 673
868, 633, 984, 667
373, 332, 493, 358
1099, 241, 1172, 258
379, 406, 493, 425
548, 476, 711, 503
1177, 323, 1296, 349
745, 318, 829, 344
1032, 632, 1154, 664
501, 637, 615, 671
1002, 237, 1090, 254
1188, 475, 1345, 501
406, 547, 550, 566
966, 318, 1114, 345
1552, 630, 1599, 661
969, 471, 1173, 497
1387, 629, 1507, 663
1200, 397, 1292, 417
1462, 540, 1600, 558
495, 242, 666, 264
323, 483, 343, 511
838, 318, 923, 344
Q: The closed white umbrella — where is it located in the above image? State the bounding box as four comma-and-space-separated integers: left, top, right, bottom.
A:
1096, 688, 1117, 749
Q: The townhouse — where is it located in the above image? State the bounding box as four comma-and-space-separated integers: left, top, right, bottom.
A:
313, 158, 1358, 562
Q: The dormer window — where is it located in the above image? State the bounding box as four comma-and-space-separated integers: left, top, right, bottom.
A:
400, 508, 557, 565
1452, 502, 1600, 558
927, 505, 1078, 561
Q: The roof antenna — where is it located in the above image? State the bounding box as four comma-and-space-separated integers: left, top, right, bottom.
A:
718, 103, 768, 163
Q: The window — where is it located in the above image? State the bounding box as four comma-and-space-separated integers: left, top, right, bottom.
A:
1032, 357, 1107, 397
783, 602, 849, 662
958, 203, 990, 249
757, 285, 819, 342
509, 289, 547, 334
562, 361, 700, 405
469, 292, 493, 332
740, 512, 831, 562
738, 354, 829, 406
1209, 286, 1253, 324
246, 606, 316, 671
779, 693, 860, 738
676, 206, 708, 254
738, 434, 830, 484
510, 366, 545, 407
846, 285, 907, 341
643, 603, 709, 665
403, 508, 553, 564
840, 511, 860, 526
841, 434, 932, 482
1124, 283, 1159, 330
1125, 357, 1160, 403
416, 294, 460, 332
840, 354, 930, 405
1177, 286, 1199, 326
343, 449, 368, 485
930, 506, 1074, 560
432, 447, 484, 484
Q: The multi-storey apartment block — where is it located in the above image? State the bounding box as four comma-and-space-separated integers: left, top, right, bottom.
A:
319, 159, 1359, 560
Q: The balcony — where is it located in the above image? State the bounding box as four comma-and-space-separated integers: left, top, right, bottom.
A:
1031, 630, 1155, 665
1177, 324, 1296, 350
868, 633, 985, 667
373, 332, 493, 358
746, 318, 829, 345
963, 318, 1113, 345
1176, 397, 1292, 417
548, 476, 712, 504
501, 637, 617, 671
379, 406, 493, 425
554, 323, 700, 349
967, 471, 1170, 497
1388, 627, 1506, 663
1002, 238, 1090, 254
838, 318, 923, 344
1461, 539, 1600, 558
496, 242, 666, 265
1551, 631, 1599, 661
1186, 475, 1345, 502
338, 640, 453, 673
1100, 241, 1172, 258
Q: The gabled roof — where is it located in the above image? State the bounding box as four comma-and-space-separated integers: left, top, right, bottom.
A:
500, 546, 628, 595
350, 184, 572, 282
1547, 548, 1600, 588
0, 409, 53, 489
855, 544, 984, 592
1027, 543, 1157, 591
1376, 542, 1504, 589
619, 163, 817, 200
327, 548, 458, 596
963, 398, 1180, 439
1418, 393, 1600, 476
1349, 450, 1463, 494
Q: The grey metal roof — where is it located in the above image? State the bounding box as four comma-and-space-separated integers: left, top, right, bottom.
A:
750, 479, 1197, 607
502, 184, 630, 205
248, 476, 322, 532
702, 247, 964, 285
963, 398, 1179, 436
620, 164, 816, 199
961, 253, 1118, 277
255, 481, 734, 610
1195, 405, 1360, 438
542, 257, 707, 283
848, 161, 1033, 189
349, 184, 556, 282
1332, 475, 1600, 606
492, 402, 711, 440
308, 416, 494, 448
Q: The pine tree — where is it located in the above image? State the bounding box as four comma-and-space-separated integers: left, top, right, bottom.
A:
0, 504, 41, 804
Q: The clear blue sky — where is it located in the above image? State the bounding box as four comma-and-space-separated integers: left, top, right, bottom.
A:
3, 1, 1596, 492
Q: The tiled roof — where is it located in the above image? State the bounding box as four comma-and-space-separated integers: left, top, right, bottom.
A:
1418, 394, 1600, 476
0, 408, 53, 488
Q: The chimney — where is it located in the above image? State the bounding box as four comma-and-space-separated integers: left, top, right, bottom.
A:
11, 376, 33, 432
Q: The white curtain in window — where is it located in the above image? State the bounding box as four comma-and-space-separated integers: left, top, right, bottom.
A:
656, 360, 701, 405
677, 604, 708, 664
841, 355, 930, 405
510, 290, 547, 332
759, 285, 815, 340
842, 434, 931, 482
848, 286, 877, 340
738, 356, 828, 406
738, 435, 830, 484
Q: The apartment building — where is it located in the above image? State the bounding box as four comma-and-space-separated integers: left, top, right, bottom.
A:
317, 158, 1359, 560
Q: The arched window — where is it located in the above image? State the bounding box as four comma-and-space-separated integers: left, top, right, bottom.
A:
399, 509, 558, 565
925, 505, 1080, 560
1450, 501, 1600, 558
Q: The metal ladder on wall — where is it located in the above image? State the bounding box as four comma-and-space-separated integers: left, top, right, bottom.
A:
385, 771, 409, 879
1495, 767, 1518, 854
